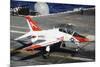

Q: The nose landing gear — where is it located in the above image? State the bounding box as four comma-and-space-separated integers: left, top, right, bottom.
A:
41, 46, 50, 59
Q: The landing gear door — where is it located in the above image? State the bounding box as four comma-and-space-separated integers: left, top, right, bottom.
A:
61, 41, 78, 51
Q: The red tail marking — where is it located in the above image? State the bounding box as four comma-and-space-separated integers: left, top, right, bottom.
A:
25, 16, 41, 31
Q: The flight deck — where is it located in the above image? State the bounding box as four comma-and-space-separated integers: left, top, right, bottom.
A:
10, 9, 95, 67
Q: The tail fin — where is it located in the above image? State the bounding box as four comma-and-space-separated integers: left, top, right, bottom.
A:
25, 16, 42, 31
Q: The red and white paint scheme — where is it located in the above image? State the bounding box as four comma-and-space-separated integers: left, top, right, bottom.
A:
15, 16, 94, 52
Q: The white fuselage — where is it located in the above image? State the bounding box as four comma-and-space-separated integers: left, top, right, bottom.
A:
30, 28, 73, 46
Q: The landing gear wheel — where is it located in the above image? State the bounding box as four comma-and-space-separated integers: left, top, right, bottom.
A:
43, 52, 50, 59
41, 46, 50, 59
41, 52, 50, 59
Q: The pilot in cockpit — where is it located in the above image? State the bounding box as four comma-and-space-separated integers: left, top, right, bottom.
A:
58, 24, 85, 38
58, 24, 74, 35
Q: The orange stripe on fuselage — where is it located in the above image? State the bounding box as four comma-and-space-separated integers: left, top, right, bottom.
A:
23, 44, 43, 51
30, 45, 42, 49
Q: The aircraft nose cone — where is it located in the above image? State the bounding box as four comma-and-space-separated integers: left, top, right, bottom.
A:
86, 35, 95, 41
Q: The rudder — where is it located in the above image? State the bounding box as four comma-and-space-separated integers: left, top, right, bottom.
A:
25, 16, 42, 31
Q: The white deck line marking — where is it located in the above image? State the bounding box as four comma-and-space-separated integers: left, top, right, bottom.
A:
10, 30, 26, 34
50, 54, 94, 61
11, 26, 28, 29
68, 56, 94, 61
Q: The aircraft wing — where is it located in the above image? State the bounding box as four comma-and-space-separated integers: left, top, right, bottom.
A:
14, 32, 33, 40
22, 39, 62, 51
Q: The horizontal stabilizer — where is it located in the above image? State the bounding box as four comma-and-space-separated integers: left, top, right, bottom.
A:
14, 32, 32, 40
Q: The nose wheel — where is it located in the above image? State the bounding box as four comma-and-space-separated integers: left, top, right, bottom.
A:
41, 46, 50, 59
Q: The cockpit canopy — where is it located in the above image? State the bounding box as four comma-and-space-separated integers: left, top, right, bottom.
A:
58, 24, 85, 38
59, 27, 74, 35
58, 24, 74, 35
